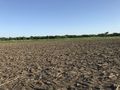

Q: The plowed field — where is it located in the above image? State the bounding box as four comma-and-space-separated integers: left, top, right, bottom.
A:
0, 38, 120, 90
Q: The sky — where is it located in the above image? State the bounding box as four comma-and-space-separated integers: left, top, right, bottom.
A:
0, 0, 120, 37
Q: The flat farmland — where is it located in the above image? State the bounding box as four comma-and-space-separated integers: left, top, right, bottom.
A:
0, 37, 120, 90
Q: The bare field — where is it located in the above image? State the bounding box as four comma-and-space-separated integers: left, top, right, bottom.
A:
0, 37, 120, 90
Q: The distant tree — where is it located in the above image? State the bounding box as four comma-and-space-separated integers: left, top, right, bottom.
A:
111, 33, 120, 36
98, 32, 109, 37
105, 32, 109, 35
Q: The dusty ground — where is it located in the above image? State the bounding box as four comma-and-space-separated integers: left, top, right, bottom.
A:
0, 37, 120, 90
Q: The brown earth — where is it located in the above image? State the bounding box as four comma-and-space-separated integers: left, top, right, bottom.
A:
0, 38, 120, 90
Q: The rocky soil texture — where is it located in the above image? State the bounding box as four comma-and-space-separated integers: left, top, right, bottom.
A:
0, 38, 120, 90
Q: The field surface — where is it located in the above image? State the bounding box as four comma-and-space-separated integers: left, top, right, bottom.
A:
0, 37, 120, 90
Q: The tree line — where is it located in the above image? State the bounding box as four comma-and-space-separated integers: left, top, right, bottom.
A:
0, 32, 120, 40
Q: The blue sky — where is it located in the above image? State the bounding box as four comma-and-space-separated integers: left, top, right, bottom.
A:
0, 0, 120, 37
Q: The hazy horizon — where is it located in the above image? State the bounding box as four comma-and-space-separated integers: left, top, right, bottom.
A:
0, 0, 120, 37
